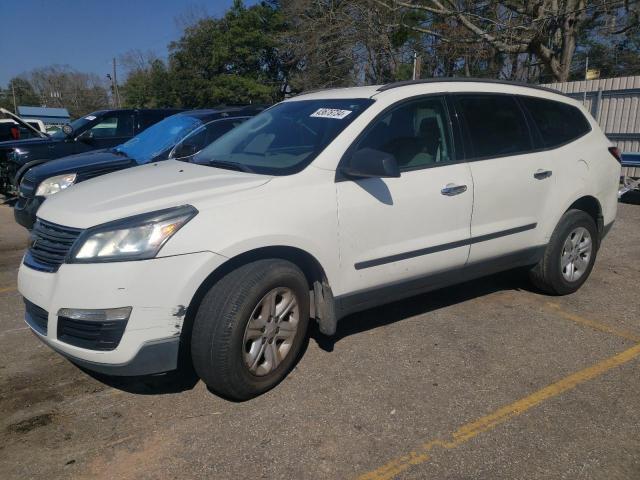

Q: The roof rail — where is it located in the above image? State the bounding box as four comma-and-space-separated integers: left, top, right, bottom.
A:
376, 77, 565, 96
294, 86, 344, 97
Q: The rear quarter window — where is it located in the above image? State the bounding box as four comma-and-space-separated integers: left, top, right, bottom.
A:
520, 97, 591, 148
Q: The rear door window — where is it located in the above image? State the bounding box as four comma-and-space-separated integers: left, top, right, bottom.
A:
455, 94, 532, 159
519, 96, 591, 148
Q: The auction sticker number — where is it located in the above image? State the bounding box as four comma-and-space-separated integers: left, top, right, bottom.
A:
310, 108, 352, 120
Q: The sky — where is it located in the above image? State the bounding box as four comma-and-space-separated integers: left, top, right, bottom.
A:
0, 0, 251, 86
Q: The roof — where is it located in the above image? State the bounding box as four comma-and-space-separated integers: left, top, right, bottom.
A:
17, 106, 70, 119
288, 86, 381, 101
291, 78, 571, 104
376, 78, 564, 95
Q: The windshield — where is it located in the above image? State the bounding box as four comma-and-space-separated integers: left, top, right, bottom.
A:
51, 115, 96, 139
114, 114, 203, 164
193, 99, 374, 175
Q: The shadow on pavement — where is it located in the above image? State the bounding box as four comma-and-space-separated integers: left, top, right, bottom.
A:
77, 364, 200, 395
311, 268, 534, 352
71, 269, 534, 396
620, 190, 640, 205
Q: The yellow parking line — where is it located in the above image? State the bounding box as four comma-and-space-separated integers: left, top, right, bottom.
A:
357, 342, 640, 480
545, 302, 640, 342
0, 286, 16, 293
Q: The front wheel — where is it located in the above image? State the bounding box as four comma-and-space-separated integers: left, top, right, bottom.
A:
529, 209, 598, 295
191, 259, 309, 400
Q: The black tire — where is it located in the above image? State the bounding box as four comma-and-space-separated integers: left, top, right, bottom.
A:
191, 259, 309, 400
529, 209, 599, 295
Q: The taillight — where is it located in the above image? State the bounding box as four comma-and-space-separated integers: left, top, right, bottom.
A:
608, 146, 622, 163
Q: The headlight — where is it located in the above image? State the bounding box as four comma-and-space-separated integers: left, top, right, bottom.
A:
69, 205, 198, 263
35, 173, 77, 196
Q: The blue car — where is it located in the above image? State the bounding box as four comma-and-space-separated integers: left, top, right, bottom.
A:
14, 106, 265, 229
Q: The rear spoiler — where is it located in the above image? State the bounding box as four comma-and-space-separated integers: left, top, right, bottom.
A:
0, 107, 49, 139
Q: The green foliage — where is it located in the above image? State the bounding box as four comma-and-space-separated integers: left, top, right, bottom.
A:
0, 77, 40, 111
119, 0, 640, 107
123, 0, 285, 108
572, 34, 640, 81
122, 60, 175, 108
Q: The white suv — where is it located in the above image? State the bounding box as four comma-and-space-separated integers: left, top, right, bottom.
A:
18, 80, 620, 399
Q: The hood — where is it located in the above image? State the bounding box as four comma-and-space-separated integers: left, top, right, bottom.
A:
25, 149, 133, 183
38, 160, 272, 228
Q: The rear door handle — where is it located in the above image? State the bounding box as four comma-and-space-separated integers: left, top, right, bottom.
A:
534, 169, 552, 180
441, 183, 467, 196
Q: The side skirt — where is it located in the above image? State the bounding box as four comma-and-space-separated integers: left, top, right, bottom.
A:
334, 246, 545, 320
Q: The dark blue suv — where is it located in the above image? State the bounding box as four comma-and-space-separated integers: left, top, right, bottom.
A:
0, 108, 183, 197
14, 106, 265, 229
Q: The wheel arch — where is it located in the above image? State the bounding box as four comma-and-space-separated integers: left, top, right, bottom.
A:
178, 246, 337, 367
566, 195, 603, 236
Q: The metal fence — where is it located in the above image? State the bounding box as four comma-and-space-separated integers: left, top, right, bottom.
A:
543, 75, 640, 177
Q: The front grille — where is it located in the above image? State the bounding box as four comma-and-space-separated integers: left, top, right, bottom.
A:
24, 219, 83, 272
57, 316, 128, 351
24, 299, 48, 335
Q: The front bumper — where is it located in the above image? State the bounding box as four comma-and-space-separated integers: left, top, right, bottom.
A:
14, 195, 43, 229
18, 250, 226, 375
31, 332, 180, 376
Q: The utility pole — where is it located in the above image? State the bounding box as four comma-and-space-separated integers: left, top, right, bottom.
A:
112, 58, 121, 108
583, 56, 589, 105
11, 83, 17, 113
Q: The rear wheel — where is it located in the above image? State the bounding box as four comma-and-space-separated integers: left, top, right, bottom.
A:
191, 259, 309, 400
529, 209, 598, 295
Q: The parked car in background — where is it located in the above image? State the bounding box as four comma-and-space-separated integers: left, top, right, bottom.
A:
0, 108, 48, 142
18, 79, 619, 400
0, 108, 182, 197
619, 152, 640, 198
14, 106, 264, 229
0, 118, 48, 142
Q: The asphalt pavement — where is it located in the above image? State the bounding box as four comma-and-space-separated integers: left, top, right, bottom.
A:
1, 199, 639, 479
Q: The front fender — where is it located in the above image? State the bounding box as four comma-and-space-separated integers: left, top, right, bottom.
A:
14, 158, 50, 186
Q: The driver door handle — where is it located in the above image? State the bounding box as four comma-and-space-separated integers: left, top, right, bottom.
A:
534, 169, 552, 180
441, 183, 468, 196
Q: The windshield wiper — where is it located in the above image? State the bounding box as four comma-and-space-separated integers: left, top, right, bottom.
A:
208, 159, 254, 173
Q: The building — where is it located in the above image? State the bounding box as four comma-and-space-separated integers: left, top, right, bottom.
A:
17, 106, 70, 130
543, 75, 640, 178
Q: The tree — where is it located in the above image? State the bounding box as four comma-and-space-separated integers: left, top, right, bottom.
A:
26, 65, 110, 117
120, 56, 175, 108
280, 0, 421, 91
380, 0, 640, 82
0, 78, 41, 111
168, 0, 286, 107
571, 5, 640, 80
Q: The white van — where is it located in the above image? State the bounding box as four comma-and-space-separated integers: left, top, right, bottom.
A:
18, 79, 620, 399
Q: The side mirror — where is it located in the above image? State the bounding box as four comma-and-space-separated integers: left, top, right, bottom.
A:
62, 124, 74, 138
172, 143, 198, 159
341, 148, 400, 179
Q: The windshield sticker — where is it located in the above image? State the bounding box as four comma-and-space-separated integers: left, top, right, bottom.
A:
84, 115, 97, 121
310, 108, 352, 120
